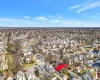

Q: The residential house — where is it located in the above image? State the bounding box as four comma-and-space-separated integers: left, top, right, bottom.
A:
4, 71, 13, 80
25, 69, 36, 80
79, 54, 84, 61
63, 75, 67, 80
63, 56, 70, 65
51, 77, 57, 80
0, 63, 8, 71
0, 42, 5, 51
24, 55, 32, 63
6, 77, 13, 80
93, 48, 99, 54
34, 54, 45, 66
0, 54, 8, 71
22, 41, 32, 56
15, 71, 26, 80
44, 62, 55, 73
34, 65, 46, 77
69, 55, 74, 65
74, 54, 80, 63
68, 70, 82, 80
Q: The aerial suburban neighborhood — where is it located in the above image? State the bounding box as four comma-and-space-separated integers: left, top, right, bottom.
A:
0, 28, 100, 80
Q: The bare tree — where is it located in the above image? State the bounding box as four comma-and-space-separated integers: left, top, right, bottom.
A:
6, 32, 23, 74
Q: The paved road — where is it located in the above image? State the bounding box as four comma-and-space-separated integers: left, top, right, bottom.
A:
54, 70, 62, 79
0, 76, 4, 80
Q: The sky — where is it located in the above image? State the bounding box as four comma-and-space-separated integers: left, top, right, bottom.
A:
0, 0, 100, 27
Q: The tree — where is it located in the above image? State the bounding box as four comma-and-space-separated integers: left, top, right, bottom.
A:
5, 53, 13, 71
6, 32, 23, 74
0, 61, 3, 75
10, 40, 23, 74
46, 54, 53, 62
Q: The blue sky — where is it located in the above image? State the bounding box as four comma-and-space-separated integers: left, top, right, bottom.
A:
0, 0, 100, 27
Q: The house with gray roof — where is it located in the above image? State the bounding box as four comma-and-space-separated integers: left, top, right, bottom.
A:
15, 71, 26, 80
34, 65, 46, 76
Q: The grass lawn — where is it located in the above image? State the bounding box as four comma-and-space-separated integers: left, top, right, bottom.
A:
2, 70, 7, 74
23, 62, 35, 69
85, 68, 96, 77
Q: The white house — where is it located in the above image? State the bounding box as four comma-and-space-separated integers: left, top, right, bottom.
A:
25, 70, 36, 80
22, 41, 32, 56
35, 54, 45, 66
0, 63, 8, 71
0, 54, 8, 71
51, 77, 57, 80
7, 77, 13, 80
15, 71, 26, 80
63, 75, 67, 80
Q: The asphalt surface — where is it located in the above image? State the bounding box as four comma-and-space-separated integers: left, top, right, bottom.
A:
0, 76, 4, 80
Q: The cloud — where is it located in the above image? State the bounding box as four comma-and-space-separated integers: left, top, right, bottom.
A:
24, 16, 30, 19
56, 14, 63, 19
0, 18, 10, 22
88, 16, 95, 18
76, 1, 100, 13
0, 18, 17, 22
47, 16, 55, 18
34, 16, 48, 20
69, 0, 92, 10
0, 18, 36, 27
62, 21, 70, 24
82, 13, 88, 16
0, 18, 34, 25
49, 20, 60, 22
0, 17, 100, 27
57, 16, 62, 19
70, 0, 100, 13
47, 15, 62, 19
62, 20, 84, 26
